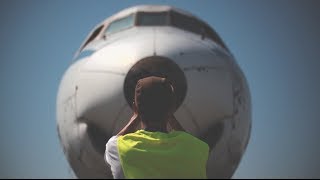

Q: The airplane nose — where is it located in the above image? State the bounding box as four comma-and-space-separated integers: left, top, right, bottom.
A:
123, 56, 187, 111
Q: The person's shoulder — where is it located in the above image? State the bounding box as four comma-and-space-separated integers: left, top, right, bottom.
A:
171, 130, 193, 138
108, 135, 118, 142
176, 131, 209, 149
106, 135, 118, 148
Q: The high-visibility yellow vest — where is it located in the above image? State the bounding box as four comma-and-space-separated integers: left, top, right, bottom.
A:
117, 130, 209, 179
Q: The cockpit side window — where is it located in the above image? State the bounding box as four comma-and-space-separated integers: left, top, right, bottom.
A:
105, 14, 135, 35
136, 12, 168, 26
170, 11, 202, 35
83, 25, 104, 48
202, 23, 228, 50
170, 11, 228, 50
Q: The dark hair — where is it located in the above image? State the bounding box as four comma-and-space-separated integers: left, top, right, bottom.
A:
134, 76, 176, 124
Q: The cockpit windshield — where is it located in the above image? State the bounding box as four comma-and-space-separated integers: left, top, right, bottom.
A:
104, 11, 209, 36
105, 13, 135, 35
80, 9, 228, 53
136, 12, 168, 26
102, 11, 225, 49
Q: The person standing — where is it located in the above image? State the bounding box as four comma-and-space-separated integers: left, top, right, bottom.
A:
105, 76, 209, 178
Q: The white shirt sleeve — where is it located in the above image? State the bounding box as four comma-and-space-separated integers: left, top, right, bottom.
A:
105, 135, 125, 179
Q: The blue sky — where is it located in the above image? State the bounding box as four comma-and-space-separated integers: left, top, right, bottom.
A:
0, 0, 319, 178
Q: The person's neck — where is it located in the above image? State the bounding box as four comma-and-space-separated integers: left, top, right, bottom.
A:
142, 123, 168, 133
